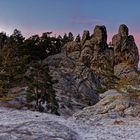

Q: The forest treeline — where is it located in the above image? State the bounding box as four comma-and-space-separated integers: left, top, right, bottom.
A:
0, 29, 79, 114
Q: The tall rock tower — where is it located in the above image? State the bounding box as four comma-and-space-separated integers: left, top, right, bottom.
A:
112, 24, 139, 78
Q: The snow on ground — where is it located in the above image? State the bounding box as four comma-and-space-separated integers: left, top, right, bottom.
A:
0, 107, 140, 140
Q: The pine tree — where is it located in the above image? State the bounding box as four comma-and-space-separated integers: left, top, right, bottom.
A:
68, 32, 74, 42
25, 61, 59, 114
0, 32, 28, 96
75, 34, 81, 42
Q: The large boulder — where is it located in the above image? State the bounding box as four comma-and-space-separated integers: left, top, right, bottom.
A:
114, 63, 138, 79
73, 89, 140, 122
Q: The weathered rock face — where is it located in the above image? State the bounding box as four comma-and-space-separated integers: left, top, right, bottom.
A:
66, 41, 81, 54
112, 24, 139, 69
45, 47, 100, 116
91, 25, 107, 45
44, 25, 114, 116
44, 24, 139, 116
81, 30, 90, 45
114, 63, 138, 79
73, 89, 140, 122
80, 24, 139, 87
80, 26, 114, 88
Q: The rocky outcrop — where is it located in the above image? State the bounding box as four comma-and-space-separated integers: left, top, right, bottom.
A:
80, 24, 139, 86
66, 41, 81, 54
80, 25, 114, 88
45, 50, 100, 116
81, 30, 90, 45
0, 25, 138, 140
44, 25, 114, 116
91, 25, 107, 45
112, 24, 139, 79
73, 88, 140, 122
44, 24, 139, 116
114, 63, 138, 79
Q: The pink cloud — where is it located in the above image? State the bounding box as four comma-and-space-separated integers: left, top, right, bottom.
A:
69, 18, 104, 25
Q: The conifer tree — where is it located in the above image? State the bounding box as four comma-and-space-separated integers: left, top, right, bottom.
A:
25, 61, 59, 114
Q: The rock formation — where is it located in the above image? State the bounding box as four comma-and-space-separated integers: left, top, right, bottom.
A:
44, 24, 139, 116
80, 25, 114, 88
2, 24, 137, 117
45, 48, 100, 116
91, 25, 107, 45
112, 24, 139, 78
73, 89, 140, 122
0, 25, 139, 140
80, 24, 139, 86
81, 30, 90, 45
47, 24, 139, 117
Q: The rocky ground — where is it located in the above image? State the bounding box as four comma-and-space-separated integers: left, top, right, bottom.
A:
0, 89, 140, 140
0, 107, 140, 140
